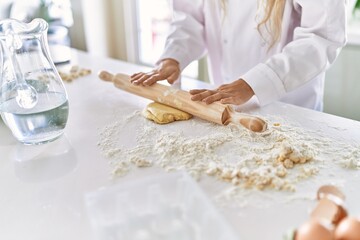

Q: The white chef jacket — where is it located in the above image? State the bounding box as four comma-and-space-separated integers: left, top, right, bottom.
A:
158, 0, 347, 111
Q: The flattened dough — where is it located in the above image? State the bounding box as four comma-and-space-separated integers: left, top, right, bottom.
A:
142, 102, 192, 124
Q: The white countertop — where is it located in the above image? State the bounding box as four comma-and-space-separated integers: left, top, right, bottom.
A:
1, 49, 360, 240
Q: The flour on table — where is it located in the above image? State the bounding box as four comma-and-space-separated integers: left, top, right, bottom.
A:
98, 110, 360, 205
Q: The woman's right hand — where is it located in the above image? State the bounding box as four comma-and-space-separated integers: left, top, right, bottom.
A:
130, 58, 180, 86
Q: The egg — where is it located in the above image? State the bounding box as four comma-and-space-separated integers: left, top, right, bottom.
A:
334, 217, 360, 240
295, 219, 333, 240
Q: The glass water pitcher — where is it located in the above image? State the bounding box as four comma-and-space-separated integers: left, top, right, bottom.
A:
0, 18, 69, 145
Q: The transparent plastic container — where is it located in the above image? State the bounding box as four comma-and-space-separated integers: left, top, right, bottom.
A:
85, 172, 239, 240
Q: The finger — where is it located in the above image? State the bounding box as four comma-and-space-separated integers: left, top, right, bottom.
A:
132, 73, 154, 85
220, 97, 241, 105
130, 72, 142, 78
143, 74, 163, 86
190, 90, 216, 101
203, 92, 228, 104
189, 89, 208, 95
130, 72, 146, 83
167, 72, 180, 84
131, 72, 152, 83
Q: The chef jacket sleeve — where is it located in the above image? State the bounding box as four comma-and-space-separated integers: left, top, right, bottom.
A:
241, 0, 347, 106
157, 0, 207, 71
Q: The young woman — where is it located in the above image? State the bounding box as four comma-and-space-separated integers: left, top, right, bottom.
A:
130, 0, 347, 111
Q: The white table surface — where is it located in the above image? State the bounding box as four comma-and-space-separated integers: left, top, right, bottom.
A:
1, 49, 360, 240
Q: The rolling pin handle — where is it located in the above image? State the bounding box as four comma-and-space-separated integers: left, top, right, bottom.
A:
239, 117, 267, 133
98, 71, 114, 82
225, 107, 267, 132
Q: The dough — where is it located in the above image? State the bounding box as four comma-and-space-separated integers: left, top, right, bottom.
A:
142, 102, 192, 124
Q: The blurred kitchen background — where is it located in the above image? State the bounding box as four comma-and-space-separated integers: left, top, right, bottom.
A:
0, 0, 359, 121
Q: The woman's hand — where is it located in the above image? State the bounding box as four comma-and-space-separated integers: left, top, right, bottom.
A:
130, 58, 180, 86
189, 79, 255, 105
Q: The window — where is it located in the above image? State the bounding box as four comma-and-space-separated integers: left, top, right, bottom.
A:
134, 0, 199, 79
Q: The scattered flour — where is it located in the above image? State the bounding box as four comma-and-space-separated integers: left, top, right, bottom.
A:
97, 110, 360, 204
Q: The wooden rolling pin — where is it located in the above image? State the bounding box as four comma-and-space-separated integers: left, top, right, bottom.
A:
99, 71, 267, 132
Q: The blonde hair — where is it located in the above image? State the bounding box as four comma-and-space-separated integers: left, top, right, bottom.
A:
221, 0, 286, 49
257, 0, 286, 49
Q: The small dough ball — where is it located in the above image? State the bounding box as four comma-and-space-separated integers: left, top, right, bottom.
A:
142, 102, 192, 124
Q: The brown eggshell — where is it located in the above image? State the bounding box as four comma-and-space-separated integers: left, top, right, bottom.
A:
334, 206, 348, 226
311, 198, 348, 225
334, 217, 360, 240
295, 219, 333, 240
317, 185, 346, 202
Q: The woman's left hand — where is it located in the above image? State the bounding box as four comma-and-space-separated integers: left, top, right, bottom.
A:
189, 79, 255, 105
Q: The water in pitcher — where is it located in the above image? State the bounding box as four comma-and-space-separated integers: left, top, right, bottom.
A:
0, 91, 68, 145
